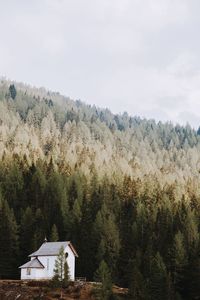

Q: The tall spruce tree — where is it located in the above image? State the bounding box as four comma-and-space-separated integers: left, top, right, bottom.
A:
118, 199, 135, 287
52, 246, 70, 298
94, 260, 112, 300
32, 208, 46, 249
171, 231, 187, 296
0, 196, 18, 278
19, 207, 35, 262
9, 84, 17, 100
50, 224, 59, 242
148, 252, 170, 300
94, 202, 120, 278
77, 197, 98, 280
128, 258, 146, 300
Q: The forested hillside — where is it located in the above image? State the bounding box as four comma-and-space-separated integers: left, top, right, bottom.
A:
0, 79, 200, 299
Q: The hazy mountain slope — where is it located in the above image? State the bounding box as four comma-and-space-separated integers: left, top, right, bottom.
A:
1, 78, 200, 187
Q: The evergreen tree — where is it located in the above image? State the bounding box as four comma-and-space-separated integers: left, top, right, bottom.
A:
148, 252, 170, 300
50, 224, 59, 242
0, 196, 18, 278
63, 260, 70, 287
1, 163, 24, 219
29, 167, 46, 210
19, 207, 35, 261
184, 253, 200, 299
52, 246, 70, 297
32, 208, 46, 249
9, 84, 17, 99
118, 198, 135, 287
77, 197, 98, 280
44, 172, 67, 236
94, 202, 120, 278
183, 208, 199, 253
128, 258, 146, 300
171, 231, 187, 296
94, 260, 112, 300
53, 246, 69, 283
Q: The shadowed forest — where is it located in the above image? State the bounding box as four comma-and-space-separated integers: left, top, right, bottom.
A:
0, 80, 200, 299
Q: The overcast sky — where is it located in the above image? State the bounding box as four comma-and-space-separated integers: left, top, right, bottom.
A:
1, 0, 200, 128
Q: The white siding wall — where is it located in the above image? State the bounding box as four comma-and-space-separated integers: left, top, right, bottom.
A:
38, 256, 57, 278
35, 268, 48, 279
21, 268, 33, 280
21, 268, 45, 280
66, 246, 75, 280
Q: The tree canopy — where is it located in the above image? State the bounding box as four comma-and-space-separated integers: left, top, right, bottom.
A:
0, 79, 199, 299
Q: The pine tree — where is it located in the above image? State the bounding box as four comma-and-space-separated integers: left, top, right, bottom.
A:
78, 197, 98, 280
32, 208, 46, 249
63, 261, 70, 287
29, 167, 46, 210
94, 260, 112, 300
50, 224, 59, 242
19, 207, 35, 261
184, 253, 200, 299
53, 246, 67, 282
171, 231, 187, 296
184, 208, 199, 253
9, 84, 17, 100
118, 198, 135, 287
0, 196, 18, 278
45, 172, 67, 235
52, 246, 70, 298
94, 202, 120, 278
1, 163, 24, 219
128, 258, 146, 300
148, 252, 170, 300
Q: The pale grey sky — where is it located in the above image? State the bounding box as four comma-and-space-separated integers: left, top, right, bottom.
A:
1, 0, 200, 127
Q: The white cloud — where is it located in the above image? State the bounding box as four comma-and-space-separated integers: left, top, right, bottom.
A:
0, 0, 200, 127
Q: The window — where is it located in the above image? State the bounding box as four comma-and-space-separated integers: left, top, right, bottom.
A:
27, 268, 31, 275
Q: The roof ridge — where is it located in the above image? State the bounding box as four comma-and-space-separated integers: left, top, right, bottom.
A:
28, 241, 78, 258
44, 241, 69, 243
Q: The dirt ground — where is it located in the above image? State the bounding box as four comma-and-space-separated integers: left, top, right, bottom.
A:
0, 280, 128, 300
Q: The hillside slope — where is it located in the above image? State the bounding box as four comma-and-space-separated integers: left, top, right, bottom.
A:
0, 79, 200, 299
1, 78, 200, 189
0, 280, 127, 300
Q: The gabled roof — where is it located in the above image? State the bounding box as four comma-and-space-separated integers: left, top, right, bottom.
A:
19, 258, 44, 269
29, 241, 78, 257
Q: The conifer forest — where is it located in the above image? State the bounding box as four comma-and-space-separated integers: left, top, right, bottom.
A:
0, 79, 200, 299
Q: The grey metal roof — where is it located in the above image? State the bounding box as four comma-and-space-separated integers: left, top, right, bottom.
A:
19, 258, 44, 269
29, 241, 78, 257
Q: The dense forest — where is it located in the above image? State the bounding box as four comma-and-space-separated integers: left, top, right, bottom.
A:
0, 79, 200, 299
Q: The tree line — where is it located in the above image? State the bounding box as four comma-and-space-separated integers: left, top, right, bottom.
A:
0, 159, 199, 299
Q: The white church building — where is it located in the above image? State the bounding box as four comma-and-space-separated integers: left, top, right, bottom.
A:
19, 241, 78, 281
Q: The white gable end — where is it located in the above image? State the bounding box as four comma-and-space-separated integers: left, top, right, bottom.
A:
64, 244, 75, 281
